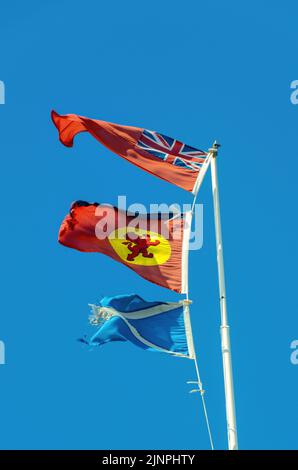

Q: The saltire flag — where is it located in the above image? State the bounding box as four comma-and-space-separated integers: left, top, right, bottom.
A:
80, 294, 195, 359
58, 201, 191, 293
51, 110, 210, 194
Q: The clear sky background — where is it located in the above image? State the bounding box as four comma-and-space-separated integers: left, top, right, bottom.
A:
0, 0, 297, 450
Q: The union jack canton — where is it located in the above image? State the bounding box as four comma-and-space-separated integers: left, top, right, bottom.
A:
136, 129, 207, 171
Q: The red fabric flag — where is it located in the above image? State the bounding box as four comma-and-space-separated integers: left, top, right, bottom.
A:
58, 201, 191, 293
51, 110, 209, 193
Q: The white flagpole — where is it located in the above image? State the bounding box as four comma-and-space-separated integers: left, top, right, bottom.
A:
210, 142, 238, 450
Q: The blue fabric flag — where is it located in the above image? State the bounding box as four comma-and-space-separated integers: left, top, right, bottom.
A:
79, 294, 195, 359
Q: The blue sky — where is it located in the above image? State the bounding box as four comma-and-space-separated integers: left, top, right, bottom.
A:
0, 0, 297, 450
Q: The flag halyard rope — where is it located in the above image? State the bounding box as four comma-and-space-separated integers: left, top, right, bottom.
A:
185, 157, 215, 449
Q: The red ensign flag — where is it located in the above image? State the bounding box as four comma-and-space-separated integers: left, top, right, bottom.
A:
58, 201, 191, 293
51, 110, 209, 193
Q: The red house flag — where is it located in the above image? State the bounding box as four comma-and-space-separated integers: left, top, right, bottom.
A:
51, 110, 210, 194
58, 201, 191, 293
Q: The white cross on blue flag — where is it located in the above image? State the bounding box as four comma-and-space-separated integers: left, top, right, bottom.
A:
79, 294, 195, 359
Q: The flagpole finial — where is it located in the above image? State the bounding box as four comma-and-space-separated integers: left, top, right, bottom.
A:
209, 140, 221, 157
